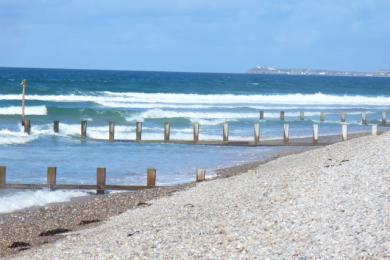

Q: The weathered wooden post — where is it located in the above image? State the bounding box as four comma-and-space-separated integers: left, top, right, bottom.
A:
223, 122, 229, 143
313, 124, 319, 144
280, 111, 285, 121
196, 169, 206, 182
108, 121, 115, 141
23, 119, 31, 134
136, 121, 142, 142
320, 112, 325, 122
300, 111, 304, 121
340, 112, 346, 123
259, 111, 264, 120
361, 112, 367, 125
381, 111, 387, 125
372, 124, 378, 136
164, 122, 170, 142
47, 167, 57, 191
193, 122, 199, 143
53, 120, 59, 133
20, 79, 26, 122
81, 120, 87, 139
254, 122, 260, 145
341, 124, 348, 141
283, 124, 289, 143
147, 168, 156, 187
96, 167, 106, 195
0, 166, 5, 188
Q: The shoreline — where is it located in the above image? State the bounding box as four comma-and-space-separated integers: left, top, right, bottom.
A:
0, 147, 315, 257
0, 131, 383, 257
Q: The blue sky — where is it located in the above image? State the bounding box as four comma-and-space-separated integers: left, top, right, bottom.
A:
1, 0, 389, 72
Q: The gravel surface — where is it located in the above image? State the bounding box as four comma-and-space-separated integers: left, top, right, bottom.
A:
7, 132, 389, 259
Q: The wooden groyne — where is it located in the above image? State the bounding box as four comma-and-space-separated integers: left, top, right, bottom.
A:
0, 166, 207, 193
20, 113, 385, 146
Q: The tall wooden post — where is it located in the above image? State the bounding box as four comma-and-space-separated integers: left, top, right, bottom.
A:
136, 121, 142, 142
372, 124, 378, 136
96, 168, 106, 195
313, 124, 319, 144
147, 168, 156, 187
193, 122, 199, 143
223, 122, 229, 143
164, 122, 170, 142
299, 111, 304, 120
361, 112, 367, 125
0, 166, 5, 188
283, 124, 289, 143
47, 167, 57, 191
81, 120, 87, 139
20, 79, 26, 122
320, 112, 325, 122
108, 121, 115, 141
341, 124, 348, 141
53, 120, 59, 133
254, 122, 260, 145
381, 111, 387, 125
280, 111, 285, 121
340, 112, 346, 123
23, 119, 31, 134
259, 111, 264, 120
196, 169, 206, 182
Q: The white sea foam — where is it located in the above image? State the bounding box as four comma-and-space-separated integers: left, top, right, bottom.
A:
0, 128, 38, 145
0, 190, 88, 214
0, 105, 47, 115
1, 92, 390, 106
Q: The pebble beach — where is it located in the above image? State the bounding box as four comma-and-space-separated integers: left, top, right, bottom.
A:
3, 131, 389, 259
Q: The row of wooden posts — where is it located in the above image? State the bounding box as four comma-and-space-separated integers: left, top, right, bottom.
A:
21, 119, 380, 144
260, 110, 387, 125
0, 166, 207, 193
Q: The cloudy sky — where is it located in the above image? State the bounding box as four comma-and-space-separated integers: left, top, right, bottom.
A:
1, 0, 389, 72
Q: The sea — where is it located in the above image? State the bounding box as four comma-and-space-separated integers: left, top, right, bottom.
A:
0, 67, 389, 213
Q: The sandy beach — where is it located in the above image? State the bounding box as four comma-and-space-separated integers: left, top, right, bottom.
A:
1, 131, 388, 259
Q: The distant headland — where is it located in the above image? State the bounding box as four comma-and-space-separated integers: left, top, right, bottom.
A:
247, 66, 390, 77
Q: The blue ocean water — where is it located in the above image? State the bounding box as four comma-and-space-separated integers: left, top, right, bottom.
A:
0, 67, 389, 213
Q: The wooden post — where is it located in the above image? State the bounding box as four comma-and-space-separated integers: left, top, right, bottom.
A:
313, 124, 319, 144
0, 166, 5, 188
193, 122, 199, 143
283, 124, 289, 143
381, 111, 387, 125
340, 112, 346, 123
81, 120, 87, 139
223, 122, 229, 143
280, 111, 285, 121
23, 119, 31, 134
53, 120, 59, 133
259, 111, 264, 120
108, 121, 115, 141
196, 169, 206, 182
164, 122, 170, 142
136, 121, 142, 141
361, 112, 367, 125
341, 124, 348, 141
320, 112, 325, 122
372, 124, 378, 136
254, 122, 260, 145
299, 111, 304, 121
96, 168, 106, 195
20, 80, 26, 121
147, 168, 156, 187
47, 167, 57, 191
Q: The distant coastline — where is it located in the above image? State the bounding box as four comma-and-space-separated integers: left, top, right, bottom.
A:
247, 66, 390, 77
